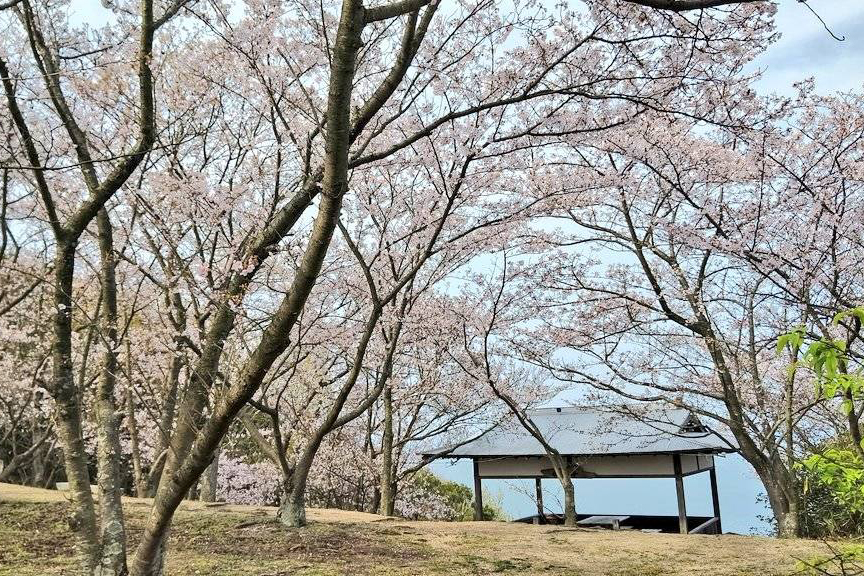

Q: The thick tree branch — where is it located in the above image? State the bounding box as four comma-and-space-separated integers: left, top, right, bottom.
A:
365, 0, 430, 23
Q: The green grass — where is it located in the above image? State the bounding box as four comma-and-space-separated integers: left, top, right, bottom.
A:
0, 502, 74, 576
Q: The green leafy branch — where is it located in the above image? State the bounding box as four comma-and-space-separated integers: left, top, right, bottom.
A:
802, 448, 864, 515
780, 308, 864, 520
778, 307, 864, 417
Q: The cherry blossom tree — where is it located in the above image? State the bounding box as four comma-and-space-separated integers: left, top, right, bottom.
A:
126, 0, 776, 544
1, 0, 188, 572
444, 249, 583, 523
370, 291, 502, 517
235, 135, 524, 526
732, 87, 864, 455
522, 85, 863, 536
0, 0, 799, 573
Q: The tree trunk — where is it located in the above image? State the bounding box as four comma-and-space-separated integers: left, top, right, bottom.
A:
276, 436, 323, 528
145, 285, 189, 497
126, 343, 147, 499
370, 487, 381, 514
199, 447, 220, 502
51, 241, 101, 573
562, 479, 577, 527
147, 344, 182, 496
378, 385, 395, 516
757, 465, 799, 538
546, 454, 577, 527
94, 208, 129, 575
770, 487, 799, 538
31, 442, 46, 485
782, 496, 800, 537
30, 393, 48, 485
382, 484, 396, 517
37, 449, 57, 489
778, 342, 801, 539
126, 391, 146, 498
770, 497, 796, 538
188, 479, 200, 501
704, 338, 801, 539
278, 479, 307, 528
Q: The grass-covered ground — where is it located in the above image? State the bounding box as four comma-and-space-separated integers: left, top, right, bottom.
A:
0, 482, 848, 575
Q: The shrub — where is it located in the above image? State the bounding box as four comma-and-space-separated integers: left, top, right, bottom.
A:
797, 439, 864, 538
398, 469, 506, 521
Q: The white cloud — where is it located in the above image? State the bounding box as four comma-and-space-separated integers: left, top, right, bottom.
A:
753, 1, 864, 94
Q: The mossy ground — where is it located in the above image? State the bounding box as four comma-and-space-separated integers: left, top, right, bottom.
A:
0, 483, 851, 575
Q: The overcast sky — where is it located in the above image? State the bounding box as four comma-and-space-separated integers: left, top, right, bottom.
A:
754, 1, 864, 94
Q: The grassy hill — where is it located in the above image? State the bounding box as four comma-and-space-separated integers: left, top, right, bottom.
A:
0, 482, 844, 576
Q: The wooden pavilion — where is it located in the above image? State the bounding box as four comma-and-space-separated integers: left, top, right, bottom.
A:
425, 406, 736, 534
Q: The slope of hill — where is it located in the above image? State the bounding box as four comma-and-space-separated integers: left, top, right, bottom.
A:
0, 482, 839, 576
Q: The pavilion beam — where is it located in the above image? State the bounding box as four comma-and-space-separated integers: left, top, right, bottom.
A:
709, 463, 722, 534
673, 454, 688, 534
473, 458, 483, 521
534, 477, 543, 524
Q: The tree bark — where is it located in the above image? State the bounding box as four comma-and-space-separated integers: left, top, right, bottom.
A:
370, 487, 381, 514
126, 342, 146, 499
94, 207, 129, 575
535, 478, 544, 522
562, 479, 577, 527
378, 385, 395, 516
782, 496, 800, 538
759, 466, 799, 538
381, 482, 396, 517
199, 447, 220, 502
278, 466, 311, 528
279, 482, 307, 528
52, 240, 101, 573
770, 488, 797, 537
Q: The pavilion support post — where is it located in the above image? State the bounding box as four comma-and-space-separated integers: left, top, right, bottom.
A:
673, 454, 688, 534
534, 478, 543, 524
473, 458, 483, 521
709, 464, 722, 534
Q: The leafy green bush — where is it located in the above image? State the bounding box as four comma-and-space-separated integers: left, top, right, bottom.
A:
798, 442, 864, 538
802, 448, 864, 514
780, 312, 864, 538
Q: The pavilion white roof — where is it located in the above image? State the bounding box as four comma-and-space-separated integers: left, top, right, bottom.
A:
426, 406, 736, 458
